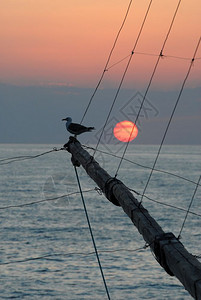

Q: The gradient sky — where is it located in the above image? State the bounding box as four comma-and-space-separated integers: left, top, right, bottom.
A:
1, 0, 201, 88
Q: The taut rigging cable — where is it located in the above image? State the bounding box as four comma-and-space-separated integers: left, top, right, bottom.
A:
114, 0, 183, 178
93, 0, 153, 157
178, 175, 201, 239
139, 36, 201, 203
74, 166, 111, 300
80, 0, 133, 125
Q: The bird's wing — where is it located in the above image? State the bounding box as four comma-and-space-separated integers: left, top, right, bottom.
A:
68, 123, 86, 131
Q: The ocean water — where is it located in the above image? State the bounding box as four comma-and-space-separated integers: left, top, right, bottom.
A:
0, 143, 200, 299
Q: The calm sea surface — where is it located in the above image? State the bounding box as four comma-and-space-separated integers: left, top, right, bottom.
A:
0, 144, 200, 299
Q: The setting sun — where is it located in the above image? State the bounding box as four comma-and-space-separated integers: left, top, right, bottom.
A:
113, 120, 138, 142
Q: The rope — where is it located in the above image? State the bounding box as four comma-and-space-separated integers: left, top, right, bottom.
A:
114, 0, 183, 177
128, 188, 201, 219
93, 0, 153, 157
1, 181, 201, 219
0, 189, 98, 210
0, 147, 63, 166
0, 244, 149, 266
178, 175, 201, 239
161, 0, 182, 50
106, 52, 195, 71
82, 144, 201, 188
80, 0, 133, 124
74, 166, 111, 300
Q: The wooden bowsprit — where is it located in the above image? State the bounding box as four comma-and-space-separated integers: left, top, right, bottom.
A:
64, 137, 201, 300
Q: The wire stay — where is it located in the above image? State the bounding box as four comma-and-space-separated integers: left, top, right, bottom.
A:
1, 182, 201, 219
178, 175, 201, 239
80, 0, 133, 124
106, 52, 196, 71
0, 245, 148, 266
74, 166, 111, 300
0, 148, 63, 166
114, 0, 183, 177
128, 187, 201, 218
93, 0, 153, 157
0, 189, 96, 210
82, 144, 201, 188
139, 36, 201, 203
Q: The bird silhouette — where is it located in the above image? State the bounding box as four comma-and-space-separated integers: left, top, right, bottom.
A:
62, 117, 95, 137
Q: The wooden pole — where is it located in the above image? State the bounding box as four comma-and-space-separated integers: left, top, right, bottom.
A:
65, 137, 201, 299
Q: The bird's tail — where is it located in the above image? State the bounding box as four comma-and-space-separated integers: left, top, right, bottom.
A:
87, 127, 95, 132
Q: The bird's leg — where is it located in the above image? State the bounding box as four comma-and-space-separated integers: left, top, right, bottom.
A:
71, 134, 77, 142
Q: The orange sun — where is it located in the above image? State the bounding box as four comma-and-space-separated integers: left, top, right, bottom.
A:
113, 120, 138, 142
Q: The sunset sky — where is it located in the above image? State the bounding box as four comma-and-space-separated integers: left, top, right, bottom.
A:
0, 1, 201, 144
1, 0, 201, 89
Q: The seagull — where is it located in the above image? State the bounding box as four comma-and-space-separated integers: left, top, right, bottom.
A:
62, 117, 95, 137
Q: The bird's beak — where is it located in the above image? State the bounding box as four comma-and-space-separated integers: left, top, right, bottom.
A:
62, 118, 67, 121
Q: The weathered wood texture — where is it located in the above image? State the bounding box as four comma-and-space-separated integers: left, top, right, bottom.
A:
66, 138, 201, 299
